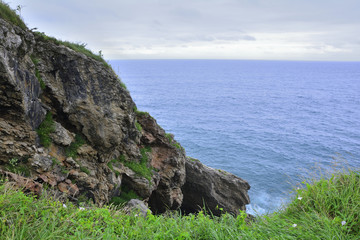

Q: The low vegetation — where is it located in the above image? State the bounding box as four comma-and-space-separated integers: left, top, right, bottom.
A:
166, 132, 183, 150
36, 112, 55, 148
1, 167, 358, 239
30, 55, 46, 90
188, 157, 200, 162
4, 157, 30, 177
51, 157, 69, 174
119, 147, 154, 183
2, 3, 129, 92
110, 185, 141, 206
135, 120, 143, 132
133, 106, 150, 117
0, 1, 26, 30
79, 166, 90, 175
33, 31, 110, 68
65, 134, 85, 159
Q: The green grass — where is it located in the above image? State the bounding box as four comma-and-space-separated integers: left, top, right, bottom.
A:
0, 168, 359, 239
79, 166, 90, 175
119, 147, 154, 182
119, 81, 127, 90
166, 132, 184, 150
36, 112, 55, 148
51, 157, 69, 174
65, 134, 85, 159
188, 157, 200, 163
31, 55, 46, 90
133, 106, 149, 117
35, 69, 46, 90
33, 31, 110, 68
110, 186, 141, 206
0, 1, 27, 30
108, 155, 124, 177
135, 120, 143, 132
5, 157, 31, 177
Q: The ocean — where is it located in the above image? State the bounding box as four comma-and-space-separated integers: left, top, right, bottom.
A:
109, 60, 360, 215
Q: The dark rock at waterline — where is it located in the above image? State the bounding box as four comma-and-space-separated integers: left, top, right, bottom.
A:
181, 157, 250, 216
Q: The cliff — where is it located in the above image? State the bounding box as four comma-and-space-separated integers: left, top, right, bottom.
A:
0, 7, 250, 215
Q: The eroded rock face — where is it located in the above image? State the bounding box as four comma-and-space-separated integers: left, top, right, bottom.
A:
0, 16, 250, 215
181, 157, 250, 216
137, 113, 186, 213
0, 17, 186, 211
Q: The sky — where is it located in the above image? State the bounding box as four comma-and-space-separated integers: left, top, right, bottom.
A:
7, 0, 360, 61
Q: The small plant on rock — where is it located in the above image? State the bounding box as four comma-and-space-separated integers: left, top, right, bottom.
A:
36, 112, 55, 148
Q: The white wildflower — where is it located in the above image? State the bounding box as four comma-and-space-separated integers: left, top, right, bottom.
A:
341, 221, 346, 226
292, 224, 297, 227
62, 204, 67, 208
297, 196, 303, 200
79, 207, 85, 211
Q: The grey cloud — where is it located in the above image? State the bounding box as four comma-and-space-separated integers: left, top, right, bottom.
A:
242, 35, 256, 41
7, 0, 360, 60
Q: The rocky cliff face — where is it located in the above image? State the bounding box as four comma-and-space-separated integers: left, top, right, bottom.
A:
0, 16, 250, 215
181, 157, 250, 216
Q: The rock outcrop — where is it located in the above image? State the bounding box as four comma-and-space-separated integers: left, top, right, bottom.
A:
0, 13, 250, 215
181, 157, 250, 216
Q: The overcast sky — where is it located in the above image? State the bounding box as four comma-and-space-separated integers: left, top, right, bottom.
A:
7, 0, 360, 61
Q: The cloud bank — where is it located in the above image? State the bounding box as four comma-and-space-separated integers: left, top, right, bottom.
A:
9, 0, 360, 61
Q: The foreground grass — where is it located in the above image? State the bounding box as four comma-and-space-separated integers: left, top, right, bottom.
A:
0, 169, 359, 239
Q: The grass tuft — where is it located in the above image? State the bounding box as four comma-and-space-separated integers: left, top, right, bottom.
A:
133, 106, 149, 117
80, 166, 90, 175
33, 31, 110, 68
165, 132, 183, 150
0, 1, 27, 30
65, 134, 85, 159
118, 147, 154, 183
36, 112, 55, 148
135, 121, 143, 132
31, 55, 46, 90
110, 186, 141, 206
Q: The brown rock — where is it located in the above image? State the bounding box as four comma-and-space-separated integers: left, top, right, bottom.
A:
0, 169, 42, 195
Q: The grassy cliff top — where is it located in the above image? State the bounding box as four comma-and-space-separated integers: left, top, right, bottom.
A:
0, 2, 110, 68
0, 1, 26, 29
1, 169, 359, 239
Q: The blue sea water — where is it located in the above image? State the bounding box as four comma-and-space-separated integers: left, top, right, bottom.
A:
109, 60, 360, 215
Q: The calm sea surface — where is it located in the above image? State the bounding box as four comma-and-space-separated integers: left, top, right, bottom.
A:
109, 60, 360, 214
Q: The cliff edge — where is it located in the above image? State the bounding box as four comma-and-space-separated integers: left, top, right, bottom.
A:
0, 7, 250, 215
